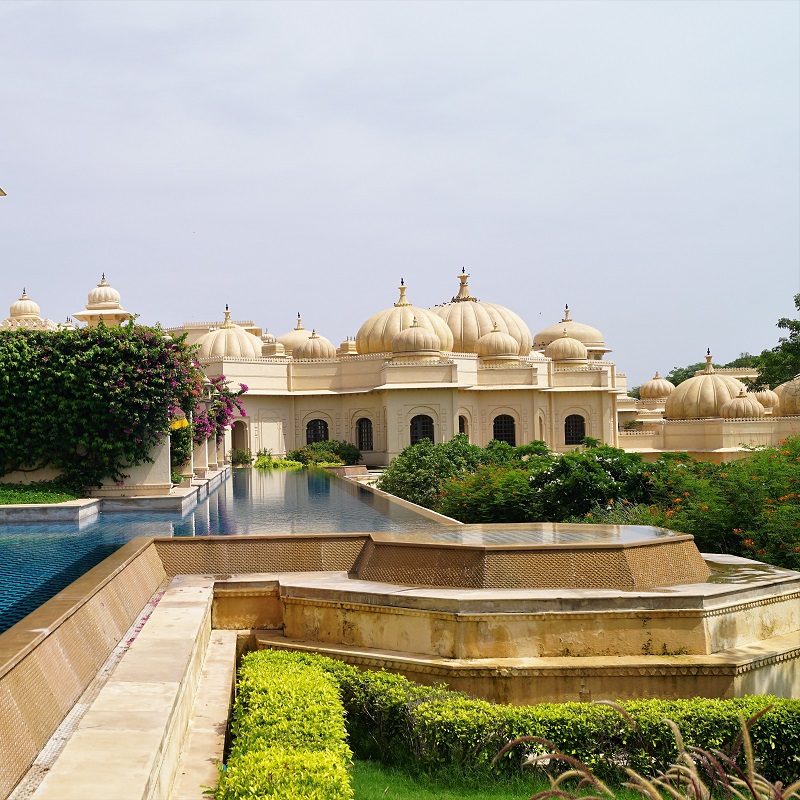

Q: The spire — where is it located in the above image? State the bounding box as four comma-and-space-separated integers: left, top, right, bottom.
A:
295, 312, 303, 330
222, 306, 234, 328
394, 281, 412, 307
451, 270, 478, 302
562, 304, 571, 322
704, 350, 714, 373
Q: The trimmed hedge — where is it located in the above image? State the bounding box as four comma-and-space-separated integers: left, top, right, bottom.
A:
251, 652, 800, 785
221, 651, 800, 790
215, 650, 354, 800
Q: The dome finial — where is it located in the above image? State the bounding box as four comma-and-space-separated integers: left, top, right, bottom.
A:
295, 312, 303, 330
704, 350, 714, 373
100, 273, 107, 285
222, 306, 234, 328
451, 269, 477, 302
563, 304, 571, 322
395, 281, 411, 307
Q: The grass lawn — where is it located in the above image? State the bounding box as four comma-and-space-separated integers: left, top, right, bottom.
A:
0, 483, 79, 504
351, 760, 653, 800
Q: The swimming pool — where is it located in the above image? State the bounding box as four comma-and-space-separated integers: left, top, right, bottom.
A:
0, 469, 447, 633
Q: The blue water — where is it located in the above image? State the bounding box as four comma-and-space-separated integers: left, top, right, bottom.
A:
0, 469, 446, 633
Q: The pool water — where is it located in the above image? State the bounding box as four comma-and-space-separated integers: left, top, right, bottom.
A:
0, 469, 447, 634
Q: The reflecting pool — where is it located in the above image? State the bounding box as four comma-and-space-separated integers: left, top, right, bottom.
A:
0, 469, 449, 633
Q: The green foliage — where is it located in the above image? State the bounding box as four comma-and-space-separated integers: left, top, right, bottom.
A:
286, 440, 362, 467
580, 442, 800, 570
0, 324, 204, 493
244, 652, 800, 787
437, 466, 541, 522
749, 294, 800, 389
0, 481, 79, 504
376, 435, 549, 508
253, 449, 304, 469
215, 650, 353, 800
169, 424, 194, 471
230, 448, 253, 467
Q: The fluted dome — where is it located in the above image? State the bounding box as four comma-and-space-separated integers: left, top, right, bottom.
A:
639, 372, 676, 400
10, 289, 40, 318
73, 274, 130, 327
720, 390, 765, 419
86, 274, 122, 308
2, 289, 57, 330
429, 271, 532, 356
534, 305, 608, 357
391, 317, 441, 360
775, 377, 800, 416
664, 352, 746, 419
261, 329, 276, 344
196, 308, 263, 359
277, 314, 314, 355
753, 387, 779, 411
356, 282, 454, 355
293, 330, 336, 360
544, 331, 588, 363
475, 323, 520, 362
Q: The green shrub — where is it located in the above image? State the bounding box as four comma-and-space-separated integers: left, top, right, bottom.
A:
230, 448, 253, 467
253, 449, 304, 470
286, 440, 361, 467
0, 481, 79, 504
216, 650, 354, 799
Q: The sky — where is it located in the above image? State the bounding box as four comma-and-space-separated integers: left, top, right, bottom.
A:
0, 0, 798, 388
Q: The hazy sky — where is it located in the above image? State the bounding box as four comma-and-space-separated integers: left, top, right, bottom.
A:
1, 0, 798, 387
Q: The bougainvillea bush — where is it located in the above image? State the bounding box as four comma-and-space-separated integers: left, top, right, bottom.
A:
192, 374, 247, 446
0, 323, 204, 492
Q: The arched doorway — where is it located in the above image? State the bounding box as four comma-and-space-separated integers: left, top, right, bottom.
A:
231, 420, 248, 451
564, 414, 586, 445
492, 414, 516, 446
356, 418, 373, 451
458, 415, 469, 437
306, 418, 329, 444
409, 414, 434, 445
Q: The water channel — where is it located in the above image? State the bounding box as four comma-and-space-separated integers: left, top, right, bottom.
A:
0, 469, 448, 634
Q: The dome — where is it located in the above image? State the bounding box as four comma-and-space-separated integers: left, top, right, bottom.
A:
720, 390, 765, 419
775, 376, 800, 416
475, 323, 520, 362
753, 387, 779, 411
429, 271, 532, 356
639, 372, 676, 400
86, 274, 122, 309
196, 308, 263, 360
277, 313, 314, 355
544, 331, 588, 363
534, 305, 607, 356
391, 317, 441, 359
293, 330, 336, 360
261, 329, 276, 344
356, 281, 454, 355
9, 289, 40, 319
664, 352, 746, 419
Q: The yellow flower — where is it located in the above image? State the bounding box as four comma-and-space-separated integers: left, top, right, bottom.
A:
170, 418, 189, 430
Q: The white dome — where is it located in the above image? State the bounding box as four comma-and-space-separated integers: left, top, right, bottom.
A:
277, 314, 313, 355
720, 390, 765, 419
639, 372, 676, 400
391, 318, 441, 358
534, 305, 607, 355
356, 282, 454, 355
429, 271, 532, 356
664, 353, 746, 419
9, 289, 40, 318
86, 274, 122, 309
544, 331, 588, 362
293, 330, 336, 360
475, 324, 520, 361
753, 387, 779, 410
196, 308, 263, 359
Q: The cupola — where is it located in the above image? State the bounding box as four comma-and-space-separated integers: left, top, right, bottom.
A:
196, 307, 263, 359
664, 351, 746, 419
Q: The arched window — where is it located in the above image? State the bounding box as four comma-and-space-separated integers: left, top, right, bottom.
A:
231, 420, 248, 451
356, 418, 373, 451
306, 418, 329, 444
492, 414, 516, 446
564, 414, 586, 445
458, 415, 468, 436
409, 414, 434, 446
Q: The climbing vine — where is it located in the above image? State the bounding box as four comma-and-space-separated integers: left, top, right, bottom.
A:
0, 323, 204, 492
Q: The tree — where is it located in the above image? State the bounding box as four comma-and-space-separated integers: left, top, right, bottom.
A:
666, 353, 757, 387
749, 293, 800, 389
